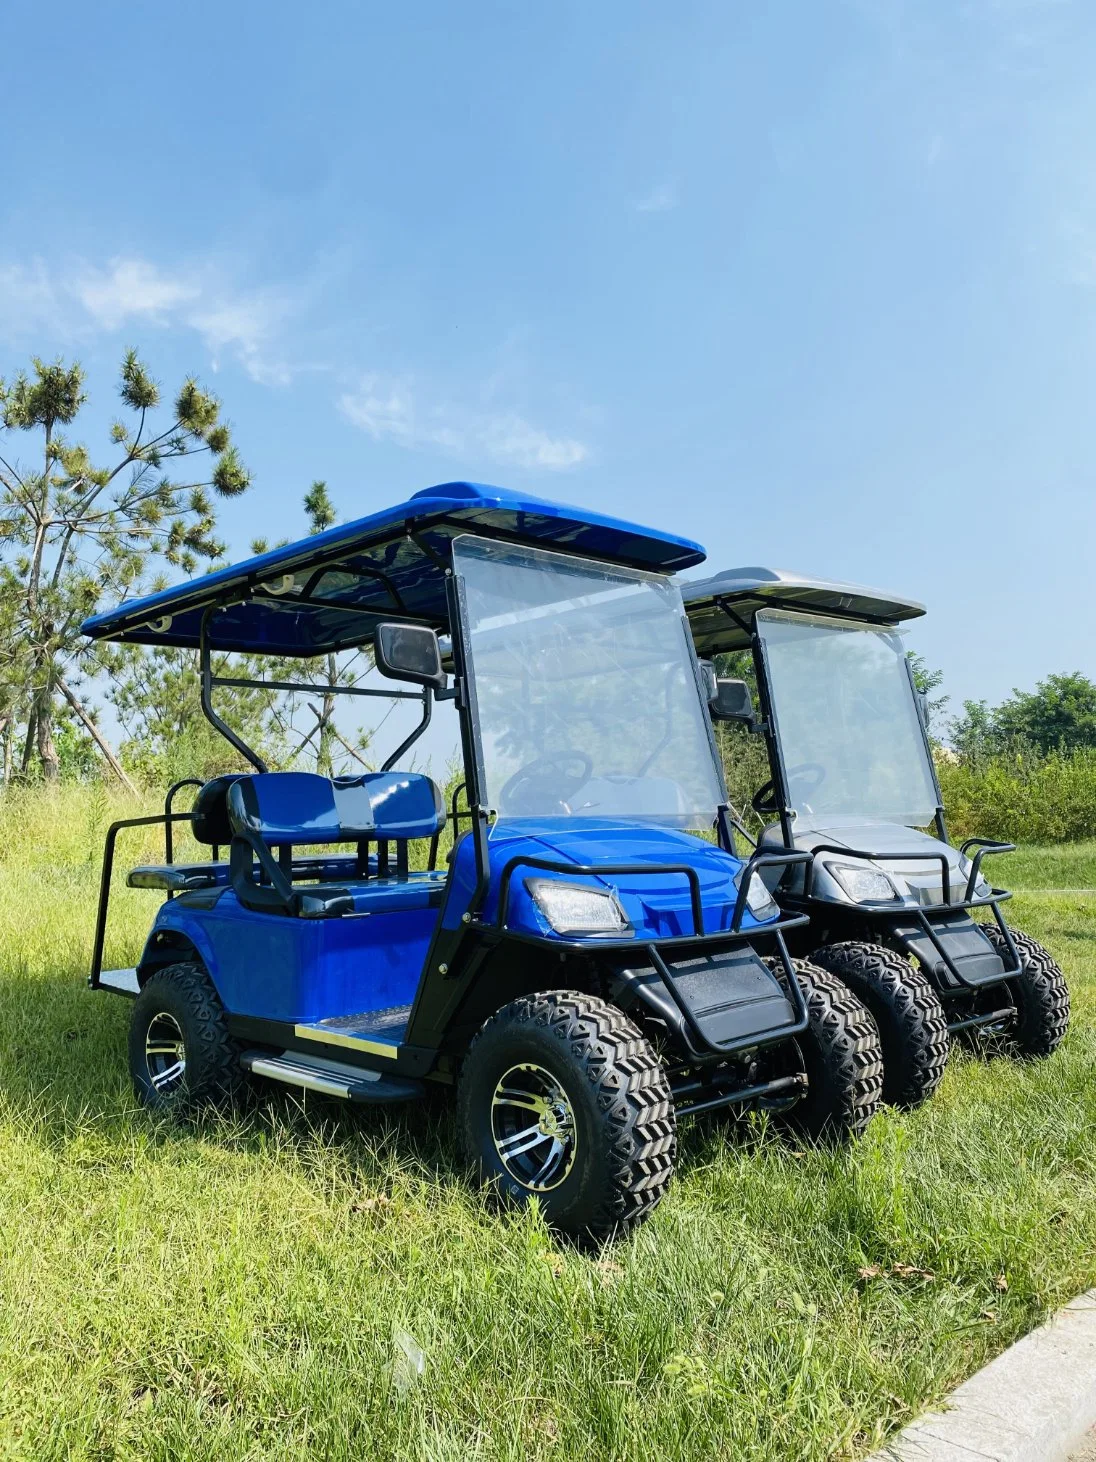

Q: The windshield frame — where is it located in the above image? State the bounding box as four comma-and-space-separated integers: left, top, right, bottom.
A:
754, 608, 944, 838
451, 533, 729, 828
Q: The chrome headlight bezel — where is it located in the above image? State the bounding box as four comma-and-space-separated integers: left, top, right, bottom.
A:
525, 878, 632, 937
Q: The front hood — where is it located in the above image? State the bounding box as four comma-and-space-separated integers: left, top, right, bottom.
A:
786, 819, 979, 907
443, 817, 777, 940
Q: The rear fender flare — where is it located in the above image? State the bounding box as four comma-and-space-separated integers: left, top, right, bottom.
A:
137, 906, 221, 991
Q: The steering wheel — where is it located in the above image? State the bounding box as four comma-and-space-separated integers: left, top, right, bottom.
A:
752, 762, 827, 817
498, 751, 594, 815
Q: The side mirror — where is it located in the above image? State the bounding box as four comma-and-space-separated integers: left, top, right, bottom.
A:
375, 623, 447, 691
710, 677, 755, 724
915, 689, 929, 728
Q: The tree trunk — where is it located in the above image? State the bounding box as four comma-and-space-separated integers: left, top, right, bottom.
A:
317, 651, 337, 775
57, 677, 137, 793
36, 684, 59, 781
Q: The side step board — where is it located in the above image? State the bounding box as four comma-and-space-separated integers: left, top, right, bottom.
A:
241, 1049, 424, 1104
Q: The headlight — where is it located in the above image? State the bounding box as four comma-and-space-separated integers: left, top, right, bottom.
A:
736, 872, 779, 921
526, 879, 630, 936
828, 860, 905, 904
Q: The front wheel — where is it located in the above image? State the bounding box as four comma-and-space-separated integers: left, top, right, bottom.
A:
811, 942, 949, 1109
128, 963, 243, 1113
774, 960, 884, 1142
457, 991, 676, 1243
973, 924, 1070, 1059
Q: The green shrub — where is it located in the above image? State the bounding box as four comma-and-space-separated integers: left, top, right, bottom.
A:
938, 747, 1096, 844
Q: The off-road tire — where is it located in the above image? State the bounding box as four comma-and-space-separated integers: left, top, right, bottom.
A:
975, 924, 1070, 1059
775, 960, 883, 1142
811, 942, 949, 1109
128, 962, 243, 1113
458, 990, 676, 1243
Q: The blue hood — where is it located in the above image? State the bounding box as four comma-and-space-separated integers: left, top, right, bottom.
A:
441, 818, 772, 940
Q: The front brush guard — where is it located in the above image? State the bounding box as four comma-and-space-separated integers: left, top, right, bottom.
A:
495, 849, 815, 1062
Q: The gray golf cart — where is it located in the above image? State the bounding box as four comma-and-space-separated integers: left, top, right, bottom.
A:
683, 567, 1070, 1108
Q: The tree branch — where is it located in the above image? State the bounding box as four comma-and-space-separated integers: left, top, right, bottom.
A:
56, 676, 136, 793
308, 702, 370, 768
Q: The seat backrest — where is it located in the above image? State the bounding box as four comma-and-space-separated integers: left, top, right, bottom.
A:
227, 770, 445, 847
191, 773, 248, 845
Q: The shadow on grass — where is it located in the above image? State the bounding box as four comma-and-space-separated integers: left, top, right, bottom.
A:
0, 970, 908, 1222
0, 971, 468, 1194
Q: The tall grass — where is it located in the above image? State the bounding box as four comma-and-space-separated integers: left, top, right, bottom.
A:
0, 787, 1093, 1459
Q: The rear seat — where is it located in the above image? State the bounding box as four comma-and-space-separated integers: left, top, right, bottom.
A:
226, 770, 447, 918
126, 773, 245, 892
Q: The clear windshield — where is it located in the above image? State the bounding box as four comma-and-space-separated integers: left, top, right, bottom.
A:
454, 535, 725, 827
757, 608, 939, 828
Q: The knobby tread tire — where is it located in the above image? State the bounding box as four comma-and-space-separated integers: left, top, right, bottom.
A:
978, 924, 1070, 1058
458, 990, 676, 1243
129, 962, 243, 1113
811, 941, 950, 1109
772, 959, 883, 1142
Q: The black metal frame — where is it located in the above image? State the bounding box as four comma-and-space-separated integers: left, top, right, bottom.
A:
486, 847, 814, 1059
89, 811, 195, 989
799, 839, 1022, 989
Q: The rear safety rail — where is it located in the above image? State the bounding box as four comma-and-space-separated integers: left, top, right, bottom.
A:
90, 811, 197, 992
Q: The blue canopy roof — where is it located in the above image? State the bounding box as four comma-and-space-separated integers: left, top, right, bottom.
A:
82, 481, 707, 656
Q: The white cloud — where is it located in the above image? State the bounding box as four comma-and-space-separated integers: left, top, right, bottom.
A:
189, 293, 294, 387
75, 258, 200, 328
635, 183, 678, 214
0, 254, 591, 468
0, 254, 295, 386
339, 375, 587, 470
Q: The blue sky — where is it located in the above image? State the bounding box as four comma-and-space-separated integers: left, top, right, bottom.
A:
2, 0, 1095, 741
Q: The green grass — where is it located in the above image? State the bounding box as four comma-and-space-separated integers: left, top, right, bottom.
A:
0, 788, 1094, 1460
991, 839, 1096, 892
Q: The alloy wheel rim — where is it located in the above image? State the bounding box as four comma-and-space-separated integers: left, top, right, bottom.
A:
144, 1011, 187, 1094
490, 1062, 577, 1192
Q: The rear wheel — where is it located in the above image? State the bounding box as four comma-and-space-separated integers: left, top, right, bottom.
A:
812, 942, 949, 1108
458, 990, 676, 1243
971, 924, 1070, 1059
128, 963, 243, 1113
774, 960, 883, 1141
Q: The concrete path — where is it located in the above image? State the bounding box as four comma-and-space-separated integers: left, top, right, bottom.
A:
871, 1291, 1096, 1462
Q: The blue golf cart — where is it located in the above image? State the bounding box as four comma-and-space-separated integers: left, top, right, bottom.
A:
684, 567, 1070, 1110
84, 487, 882, 1240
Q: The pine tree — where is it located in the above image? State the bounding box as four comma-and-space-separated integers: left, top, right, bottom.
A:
0, 352, 250, 780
